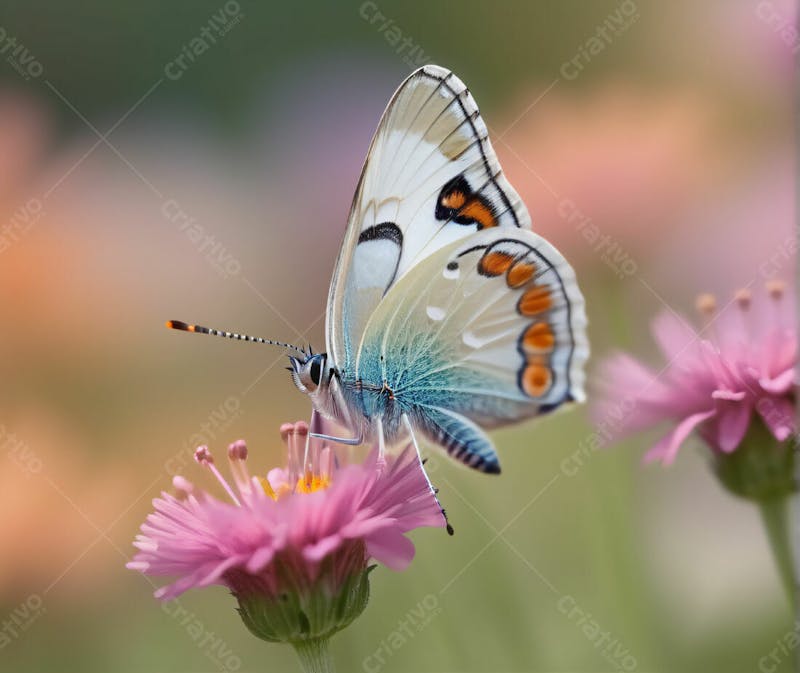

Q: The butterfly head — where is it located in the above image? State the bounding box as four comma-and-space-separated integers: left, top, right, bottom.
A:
288, 352, 332, 397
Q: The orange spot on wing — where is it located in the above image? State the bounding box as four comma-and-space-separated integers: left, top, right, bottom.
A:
441, 191, 466, 210
522, 321, 554, 354
521, 358, 552, 397
460, 199, 497, 228
518, 286, 552, 316
507, 260, 536, 288
479, 250, 515, 276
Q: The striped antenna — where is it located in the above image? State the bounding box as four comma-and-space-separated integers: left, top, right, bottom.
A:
166, 320, 307, 357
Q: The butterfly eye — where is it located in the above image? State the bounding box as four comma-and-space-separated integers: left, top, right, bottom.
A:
309, 358, 322, 386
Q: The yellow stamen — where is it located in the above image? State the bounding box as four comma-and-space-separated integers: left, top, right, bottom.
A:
258, 473, 331, 499
258, 476, 292, 500
695, 293, 717, 316
258, 477, 277, 499
295, 472, 332, 494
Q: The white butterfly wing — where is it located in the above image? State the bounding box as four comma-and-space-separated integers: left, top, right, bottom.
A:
352, 228, 588, 471
327, 65, 531, 371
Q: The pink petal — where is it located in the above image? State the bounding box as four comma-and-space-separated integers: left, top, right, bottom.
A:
596, 353, 663, 394
698, 341, 738, 391
760, 330, 797, 378
757, 396, 796, 442
651, 310, 697, 361
711, 389, 747, 401
644, 409, 716, 465
366, 528, 416, 571
193, 555, 247, 588
339, 516, 394, 540
759, 368, 796, 395
246, 545, 277, 573
303, 535, 343, 563
153, 562, 225, 600
591, 354, 674, 434
714, 402, 752, 453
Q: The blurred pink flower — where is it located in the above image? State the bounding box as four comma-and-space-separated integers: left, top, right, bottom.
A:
127, 422, 446, 602
497, 84, 736, 264
593, 282, 796, 464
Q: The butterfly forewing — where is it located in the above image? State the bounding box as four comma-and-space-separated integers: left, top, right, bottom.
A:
327, 65, 532, 372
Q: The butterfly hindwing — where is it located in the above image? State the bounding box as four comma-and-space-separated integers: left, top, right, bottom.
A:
327, 65, 531, 372
353, 228, 588, 472
414, 406, 501, 473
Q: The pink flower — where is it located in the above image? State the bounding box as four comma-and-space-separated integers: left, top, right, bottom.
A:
127, 420, 449, 660
593, 282, 796, 465
128, 423, 446, 605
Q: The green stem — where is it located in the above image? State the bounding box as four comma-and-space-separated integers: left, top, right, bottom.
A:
292, 639, 335, 673
758, 496, 796, 609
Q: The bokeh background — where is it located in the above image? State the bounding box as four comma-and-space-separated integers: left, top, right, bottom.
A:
1, 1, 795, 671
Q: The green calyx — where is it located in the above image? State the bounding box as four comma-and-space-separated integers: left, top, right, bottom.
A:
712, 415, 796, 501
235, 557, 374, 645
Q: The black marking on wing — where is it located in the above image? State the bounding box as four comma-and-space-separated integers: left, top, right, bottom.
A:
451, 237, 577, 400
522, 244, 575, 397
434, 174, 498, 229
429, 71, 521, 228
358, 222, 403, 245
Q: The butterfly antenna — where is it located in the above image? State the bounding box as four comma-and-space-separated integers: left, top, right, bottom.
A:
166, 320, 307, 357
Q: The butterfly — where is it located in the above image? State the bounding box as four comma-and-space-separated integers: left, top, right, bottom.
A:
169, 64, 588, 475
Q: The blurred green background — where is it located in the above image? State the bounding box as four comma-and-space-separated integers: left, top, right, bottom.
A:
0, 1, 794, 671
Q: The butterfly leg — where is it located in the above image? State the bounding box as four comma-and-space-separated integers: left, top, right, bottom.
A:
402, 413, 454, 535
304, 410, 322, 470
375, 416, 386, 463
309, 374, 363, 445
308, 430, 363, 445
